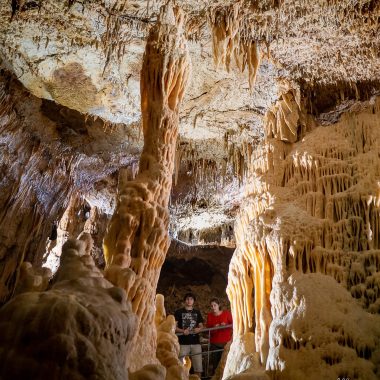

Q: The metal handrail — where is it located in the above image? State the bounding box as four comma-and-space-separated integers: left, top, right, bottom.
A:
176, 324, 233, 377
176, 324, 233, 336
176, 348, 225, 357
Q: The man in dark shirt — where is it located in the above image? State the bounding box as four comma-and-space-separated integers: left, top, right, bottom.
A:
175, 292, 204, 377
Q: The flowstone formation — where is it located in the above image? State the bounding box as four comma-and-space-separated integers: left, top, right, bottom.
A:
0, 234, 137, 380
226, 95, 380, 379
103, 3, 190, 370
0, 77, 73, 305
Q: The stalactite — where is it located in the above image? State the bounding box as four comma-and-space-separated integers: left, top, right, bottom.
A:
205, 0, 380, 89
103, 3, 190, 371
175, 141, 221, 188
265, 82, 302, 143
208, 1, 262, 91
224, 131, 260, 184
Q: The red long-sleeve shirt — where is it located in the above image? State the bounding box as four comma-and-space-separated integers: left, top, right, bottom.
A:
206, 310, 233, 344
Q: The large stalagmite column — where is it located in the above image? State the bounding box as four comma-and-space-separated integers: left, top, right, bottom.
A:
103, 4, 190, 370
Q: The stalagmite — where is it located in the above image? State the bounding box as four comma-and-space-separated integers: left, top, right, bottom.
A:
103, 3, 190, 370
265, 82, 302, 143
44, 195, 83, 273
13, 262, 51, 295
0, 234, 138, 380
155, 294, 199, 380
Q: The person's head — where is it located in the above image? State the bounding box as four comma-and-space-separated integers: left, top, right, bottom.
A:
183, 292, 196, 309
210, 297, 221, 313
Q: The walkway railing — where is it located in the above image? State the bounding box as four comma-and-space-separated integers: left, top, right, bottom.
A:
176, 324, 233, 378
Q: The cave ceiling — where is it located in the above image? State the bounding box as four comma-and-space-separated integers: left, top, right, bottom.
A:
0, 0, 379, 246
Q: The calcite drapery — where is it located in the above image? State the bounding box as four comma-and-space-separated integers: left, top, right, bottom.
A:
0, 78, 72, 305
225, 96, 380, 379
264, 81, 303, 144
103, 4, 190, 370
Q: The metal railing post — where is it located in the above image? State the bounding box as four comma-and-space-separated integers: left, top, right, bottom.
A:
175, 324, 232, 379
207, 328, 210, 377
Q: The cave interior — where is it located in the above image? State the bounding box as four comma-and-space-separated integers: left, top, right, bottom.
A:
0, 1, 380, 380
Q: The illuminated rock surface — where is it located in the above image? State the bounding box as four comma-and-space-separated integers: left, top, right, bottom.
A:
0, 1, 380, 379
227, 96, 380, 379
0, 234, 137, 380
103, 3, 190, 370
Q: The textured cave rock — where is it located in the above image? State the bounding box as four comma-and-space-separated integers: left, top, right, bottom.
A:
0, 234, 138, 380
227, 95, 380, 379
0, 72, 138, 304
0, 0, 284, 242
103, 3, 191, 370
1, 1, 380, 380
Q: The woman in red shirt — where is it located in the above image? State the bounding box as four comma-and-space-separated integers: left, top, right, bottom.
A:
206, 298, 233, 371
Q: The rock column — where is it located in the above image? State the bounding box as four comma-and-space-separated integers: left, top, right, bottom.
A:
103, 4, 190, 370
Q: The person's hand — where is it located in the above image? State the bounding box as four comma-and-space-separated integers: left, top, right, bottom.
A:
183, 328, 190, 335
193, 327, 202, 333
221, 322, 226, 326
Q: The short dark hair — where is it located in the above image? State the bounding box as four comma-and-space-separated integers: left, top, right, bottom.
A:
183, 292, 196, 301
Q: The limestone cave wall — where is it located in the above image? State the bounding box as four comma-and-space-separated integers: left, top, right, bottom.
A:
1, 1, 380, 379
226, 95, 380, 379
0, 75, 72, 304
0, 72, 138, 305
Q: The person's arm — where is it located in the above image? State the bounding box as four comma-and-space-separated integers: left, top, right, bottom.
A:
194, 322, 203, 333
174, 311, 189, 335
174, 310, 184, 333
174, 311, 180, 333
175, 321, 182, 333
221, 311, 232, 326
174, 311, 190, 335
176, 323, 190, 335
